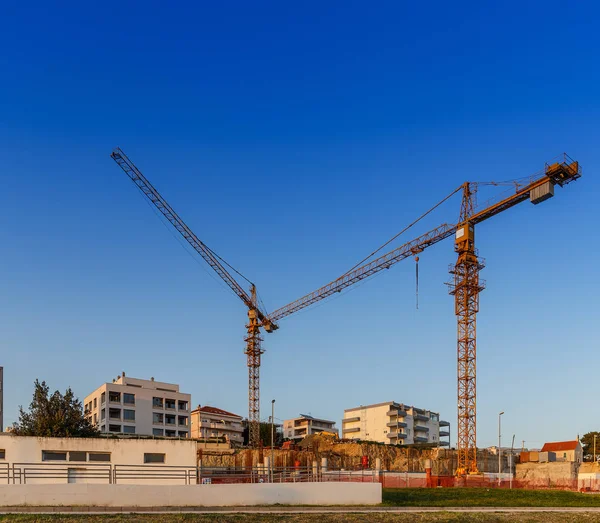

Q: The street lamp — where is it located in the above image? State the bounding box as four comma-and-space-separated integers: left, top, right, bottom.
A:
271, 400, 275, 482
498, 411, 504, 483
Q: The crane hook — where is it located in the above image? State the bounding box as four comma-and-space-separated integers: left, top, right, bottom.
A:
415, 256, 419, 310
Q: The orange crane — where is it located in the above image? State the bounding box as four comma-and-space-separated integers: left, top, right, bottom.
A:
110, 148, 278, 448
265, 154, 581, 474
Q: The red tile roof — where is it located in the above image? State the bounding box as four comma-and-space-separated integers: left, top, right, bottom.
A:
541, 440, 580, 452
194, 405, 242, 419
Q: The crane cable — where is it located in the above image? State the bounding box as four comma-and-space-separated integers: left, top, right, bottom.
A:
345, 184, 463, 275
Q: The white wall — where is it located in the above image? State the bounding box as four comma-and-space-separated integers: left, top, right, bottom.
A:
0, 434, 197, 485
0, 482, 382, 507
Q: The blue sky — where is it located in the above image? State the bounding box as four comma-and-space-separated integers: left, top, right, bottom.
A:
0, 1, 598, 448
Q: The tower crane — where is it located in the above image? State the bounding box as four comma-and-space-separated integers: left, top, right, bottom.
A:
110, 148, 277, 448
266, 154, 580, 474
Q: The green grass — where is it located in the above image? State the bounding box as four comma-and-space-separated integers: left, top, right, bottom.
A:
383, 487, 600, 507
4, 514, 600, 523
2, 516, 600, 523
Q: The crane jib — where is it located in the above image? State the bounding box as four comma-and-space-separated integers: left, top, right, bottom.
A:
110, 148, 269, 319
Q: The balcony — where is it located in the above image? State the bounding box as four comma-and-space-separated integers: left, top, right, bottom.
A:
343, 427, 360, 434
414, 436, 429, 443
386, 421, 407, 428
386, 432, 407, 439
386, 409, 407, 417
440, 420, 450, 427
343, 417, 360, 423
414, 425, 429, 432
414, 413, 429, 422
440, 430, 450, 437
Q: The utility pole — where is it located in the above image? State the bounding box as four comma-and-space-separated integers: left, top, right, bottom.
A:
271, 399, 275, 482
594, 434, 597, 465
522, 440, 525, 453
498, 411, 504, 484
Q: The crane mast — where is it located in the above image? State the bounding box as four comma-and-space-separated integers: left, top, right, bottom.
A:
269, 154, 580, 474
111, 148, 277, 448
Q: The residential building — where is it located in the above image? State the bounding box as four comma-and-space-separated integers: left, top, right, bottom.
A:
541, 440, 583, 463
0, 433, 196, 484
84, 373, 191, 438
283, 415, 338, 441
190, 405, 244, 445
342, 401, 450, 446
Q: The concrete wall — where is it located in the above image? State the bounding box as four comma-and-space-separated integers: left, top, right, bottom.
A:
0, 482, 382, 507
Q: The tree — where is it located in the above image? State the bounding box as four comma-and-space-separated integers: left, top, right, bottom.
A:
581, 432, 600, 462
242, 421, 284, 447
12, 380, 99, 437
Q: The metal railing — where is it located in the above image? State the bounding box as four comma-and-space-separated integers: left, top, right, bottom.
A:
11, 462, 112, 485
0, 463, 9, 484
113, 464, 197, 485
199, 465, 317, 484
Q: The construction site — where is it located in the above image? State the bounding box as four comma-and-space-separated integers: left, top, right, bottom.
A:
109, 149, 583, 484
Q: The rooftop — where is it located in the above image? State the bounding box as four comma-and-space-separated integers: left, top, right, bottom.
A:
192, 405, 242, 419
541, 440, 580, 452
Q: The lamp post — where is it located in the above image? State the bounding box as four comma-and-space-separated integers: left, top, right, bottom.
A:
498, 411, 504, 484
271, 399, 275, 482
594, 434, 597, 464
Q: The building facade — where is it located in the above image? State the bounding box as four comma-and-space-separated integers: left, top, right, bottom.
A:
190, 406, 244, 445
84, 373, 191, 438
342, 401, 450, 446
283, 415, 338, 441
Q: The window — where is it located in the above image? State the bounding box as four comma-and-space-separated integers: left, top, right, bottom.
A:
108, 424, 121, 433
165, 430, 176, 437
101, 392, 106, 404
93, 398, 97, 409
93, 414, 97, 424
144, 453, 165, 464
100, 424, 105, 432
178, 431, 188, 438
89, 453, 111, 462
165, 399, 176, 409
42, 451, 67, 461
152, 428, 164, 436
69, 451, 87, 462
0, 449, 5, 459
178, 416, 188, 426
153, 413, 164, 424
178, 400, 188, 411
109, 392, 121, 403
123, 393, 135, 405
123, 409, 135, 421
153, 397, 163, 408
123, 425, 136, 434
165, 414, 176, 425
101, 408, 106, 421
109, 408, 121, 420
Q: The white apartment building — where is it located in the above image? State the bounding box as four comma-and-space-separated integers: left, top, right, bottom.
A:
84, 373, 191, 438
283, 415, 338, 441
190, 405, 244, 445
342, 401, 450, 446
